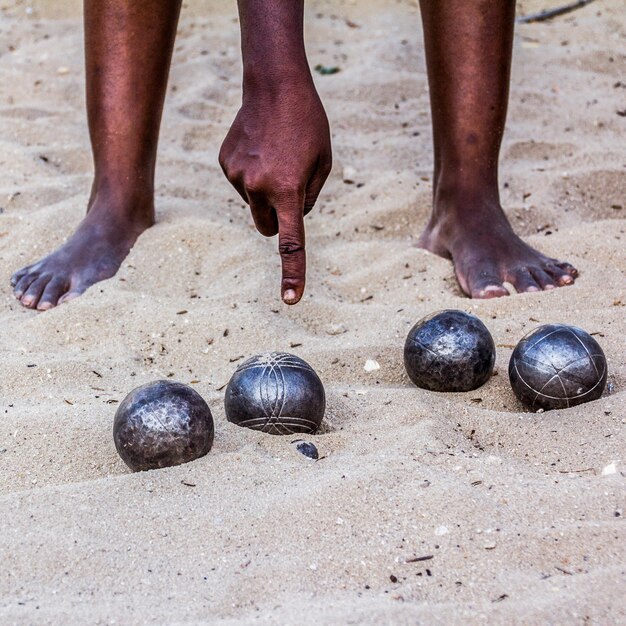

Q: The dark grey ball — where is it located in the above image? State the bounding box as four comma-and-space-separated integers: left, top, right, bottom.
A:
509, 324, 607, 411
225, 352, 325, 435
404, 310, 496, 392
113, 380, 214, 472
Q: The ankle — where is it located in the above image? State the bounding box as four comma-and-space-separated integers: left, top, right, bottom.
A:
433, 177, 500, 216
89, 177, 155, 224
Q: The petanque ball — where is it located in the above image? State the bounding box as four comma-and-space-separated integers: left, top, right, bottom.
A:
225, 352, 325, 435
404, 309, 496, 392
113, 380, 214, 472
509, 324, 607, 411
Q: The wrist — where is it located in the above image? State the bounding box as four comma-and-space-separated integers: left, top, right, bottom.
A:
243, 62, 315, 97
238, 1, 311, 94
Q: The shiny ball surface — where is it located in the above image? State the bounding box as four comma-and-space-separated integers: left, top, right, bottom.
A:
404, 310, 496, 392
114, 380, 214, 472
509, 324, 607, 411
225, 352, 325, 435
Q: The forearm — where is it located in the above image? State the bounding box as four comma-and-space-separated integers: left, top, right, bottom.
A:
238, 0, 312, 88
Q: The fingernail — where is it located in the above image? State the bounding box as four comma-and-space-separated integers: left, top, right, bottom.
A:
283, 289, 297, 303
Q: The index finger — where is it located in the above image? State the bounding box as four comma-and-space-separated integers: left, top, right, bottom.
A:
275, 192, 306, 305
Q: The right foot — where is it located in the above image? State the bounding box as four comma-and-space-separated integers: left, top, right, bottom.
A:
418, 190, 578, 299
11, 193, 153, 311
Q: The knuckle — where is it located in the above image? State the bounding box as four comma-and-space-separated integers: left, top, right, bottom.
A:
226, 169, 243, 185
218, 149, 227, 169
273, 178, 305, 199
304, 196, 318, 213
244, 173, 271, 195
279, 239, 305, 256
218, 147, 232, 172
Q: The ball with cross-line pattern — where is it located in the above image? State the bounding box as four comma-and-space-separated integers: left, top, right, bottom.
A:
508, 324, 607, 411
224, 352, 326, 435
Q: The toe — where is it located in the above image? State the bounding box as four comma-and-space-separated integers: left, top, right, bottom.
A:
37, 277, 69, 311
14, 273, 38, 299
58, 287, 86, 305
510, 268, 540, 293
557, 261, 578, 278
546, 263, 575, 287
21, 275, 50, 308
10, 268, 28, 287
469, 272, 510, 299
531, 268, 556, 291
473, 284, 510, 299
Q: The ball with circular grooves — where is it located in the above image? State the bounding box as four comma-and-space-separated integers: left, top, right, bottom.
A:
509, 324, 607, 411
113, 380, 214, 472
225, 352, 326, 435
404, 310, 496, 392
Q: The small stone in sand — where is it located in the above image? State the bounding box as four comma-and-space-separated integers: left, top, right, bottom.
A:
364, 359, 380, 372
342, 166, 357, 184
294, 441, 319, 460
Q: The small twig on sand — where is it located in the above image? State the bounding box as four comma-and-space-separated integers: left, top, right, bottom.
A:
517, 0, 597, 24
405, 555, 434, 563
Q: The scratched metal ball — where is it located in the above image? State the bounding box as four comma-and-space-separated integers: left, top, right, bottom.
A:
225, 352, 325, 435
113, 380, 214, 472
509, 324, 607, 411
404, 310, 496, 392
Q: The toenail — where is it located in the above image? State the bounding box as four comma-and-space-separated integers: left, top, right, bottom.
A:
478, 285, 508, 298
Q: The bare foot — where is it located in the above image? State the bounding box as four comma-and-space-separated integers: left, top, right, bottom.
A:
418, 192, 578, 299
11, 192, 153, 311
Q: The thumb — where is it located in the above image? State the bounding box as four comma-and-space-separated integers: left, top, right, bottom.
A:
275, 192, 306, 305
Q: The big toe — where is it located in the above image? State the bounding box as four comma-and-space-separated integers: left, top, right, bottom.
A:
466, 270, 510, 299
58, 285, 87, 306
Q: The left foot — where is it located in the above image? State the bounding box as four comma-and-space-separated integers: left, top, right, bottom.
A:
418, 192, 578, 298
10, 190, 153, 310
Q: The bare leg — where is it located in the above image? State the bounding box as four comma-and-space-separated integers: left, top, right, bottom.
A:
417, 0, 577, 298
11, 0, 182, 310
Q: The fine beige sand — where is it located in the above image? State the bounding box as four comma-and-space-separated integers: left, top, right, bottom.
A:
0, 1, 624, 624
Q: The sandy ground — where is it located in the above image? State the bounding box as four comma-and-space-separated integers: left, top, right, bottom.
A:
0, 0, 625, 624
